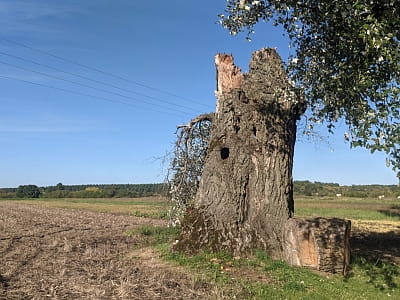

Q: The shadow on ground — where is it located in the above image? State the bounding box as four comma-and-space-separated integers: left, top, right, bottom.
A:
378, 206, 400, 219
350, 231, 400, 289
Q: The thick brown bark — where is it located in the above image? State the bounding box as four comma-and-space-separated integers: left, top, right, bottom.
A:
174, 48, 350, 274
174, 48, 305, 257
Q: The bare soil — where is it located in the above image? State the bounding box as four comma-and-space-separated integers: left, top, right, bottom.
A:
0, 202, 213, 300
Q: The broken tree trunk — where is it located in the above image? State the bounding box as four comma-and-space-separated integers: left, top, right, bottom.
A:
174, 48, 351, 274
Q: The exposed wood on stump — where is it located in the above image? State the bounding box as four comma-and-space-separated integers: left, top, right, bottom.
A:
284, 218, 351, 274
173, 48, 350, 274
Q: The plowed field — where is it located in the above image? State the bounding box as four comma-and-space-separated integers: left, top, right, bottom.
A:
0, 203, 211, 299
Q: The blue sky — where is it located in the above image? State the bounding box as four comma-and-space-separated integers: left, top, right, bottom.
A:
0, 0, 397, 188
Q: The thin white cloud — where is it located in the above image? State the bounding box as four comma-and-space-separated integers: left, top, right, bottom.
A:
0, 0, 75, 19
0, 71, 51, 83
0, 0, 83, 34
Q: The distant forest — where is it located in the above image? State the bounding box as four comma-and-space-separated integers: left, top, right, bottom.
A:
0, 181, 399, 199
293, 181, 399, 198
0, 183, 165, 199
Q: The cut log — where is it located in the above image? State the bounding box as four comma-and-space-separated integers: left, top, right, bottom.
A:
284, 217, 351, 274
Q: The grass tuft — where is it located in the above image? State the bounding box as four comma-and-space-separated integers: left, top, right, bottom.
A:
127, 225, 180, 245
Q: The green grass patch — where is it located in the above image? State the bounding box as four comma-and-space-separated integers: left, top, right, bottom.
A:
132, 210, 169, 219
158, 247, 400, 299
295, 206, 400, 221
160, 246, 236, 283
126, 225, 180, 245
296, 196, 400, 206
126, 221, 400, 299
250, 251, 399, 299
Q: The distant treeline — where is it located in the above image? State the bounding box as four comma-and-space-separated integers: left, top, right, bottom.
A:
294, 181, 399, 198
0, 183, 165, 199
0, 181, 399, 199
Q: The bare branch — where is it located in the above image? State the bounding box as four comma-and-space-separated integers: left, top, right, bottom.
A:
176, 113, 214, 133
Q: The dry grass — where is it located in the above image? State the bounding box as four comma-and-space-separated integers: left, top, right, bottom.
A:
351, 219, 400, 233
295, 196, 400, 233
0, 197, 169, 218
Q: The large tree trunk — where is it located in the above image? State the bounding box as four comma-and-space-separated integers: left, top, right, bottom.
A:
174, 48, 350, 273
174, 48, 304, 257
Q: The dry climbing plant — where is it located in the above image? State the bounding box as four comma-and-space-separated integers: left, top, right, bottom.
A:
167, 114, 213, 226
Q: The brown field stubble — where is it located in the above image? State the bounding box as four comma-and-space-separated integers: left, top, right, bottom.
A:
0, 202, 216, 300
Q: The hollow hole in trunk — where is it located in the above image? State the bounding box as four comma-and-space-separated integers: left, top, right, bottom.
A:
220, 147, 230, 160
252, 126, 257, 137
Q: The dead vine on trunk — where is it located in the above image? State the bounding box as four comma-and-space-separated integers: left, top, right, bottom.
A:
167, 113, 214, 226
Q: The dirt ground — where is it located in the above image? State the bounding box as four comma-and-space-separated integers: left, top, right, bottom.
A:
0, 202, 215, 300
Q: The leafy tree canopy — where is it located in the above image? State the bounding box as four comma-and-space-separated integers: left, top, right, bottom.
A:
56, 182, 64, 190
16, 185, 41, 198
220, 0, 400, 178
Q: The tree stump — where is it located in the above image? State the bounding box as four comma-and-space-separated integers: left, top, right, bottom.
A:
173, 48, 351, 275
284, 218, 351, 274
